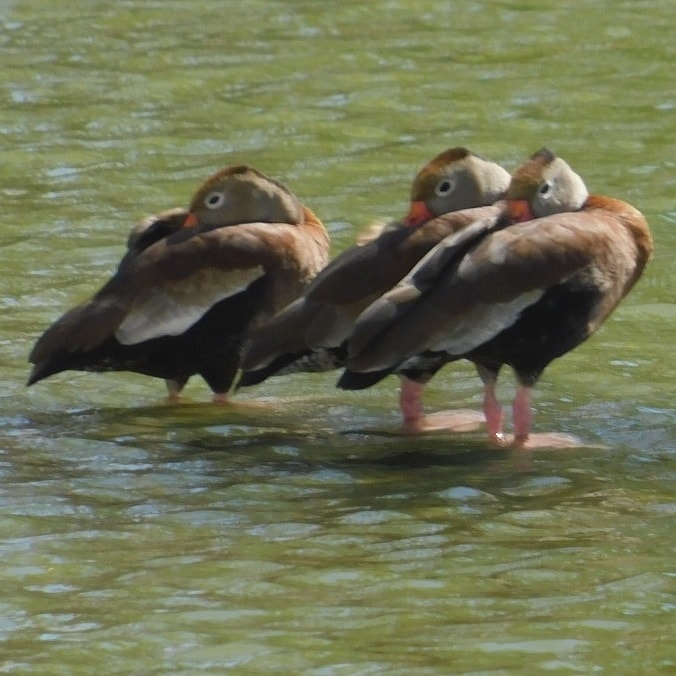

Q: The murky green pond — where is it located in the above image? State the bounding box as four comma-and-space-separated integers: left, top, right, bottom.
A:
1, 1, 674, 673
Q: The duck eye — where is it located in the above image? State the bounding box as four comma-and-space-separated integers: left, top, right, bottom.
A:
435, 179, 454, 196
538, 180, 553, 196
204, 191, 225, 209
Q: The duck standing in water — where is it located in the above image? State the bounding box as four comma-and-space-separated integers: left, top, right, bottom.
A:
239, 147, 511, 431
28, 166, 330, 402
339, 149, 653, 447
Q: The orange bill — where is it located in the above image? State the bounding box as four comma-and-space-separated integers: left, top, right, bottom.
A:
183, 213, 198, 228
505, 199, 534, 223
404, 201, 434, 227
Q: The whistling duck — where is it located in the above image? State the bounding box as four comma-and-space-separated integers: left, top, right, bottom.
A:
239, 148, 510, 429
338, 149, 653, 447
28, 166, 330, 402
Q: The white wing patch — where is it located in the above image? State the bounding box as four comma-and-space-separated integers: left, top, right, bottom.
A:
425, 288, 544, 356
115, 267, 264, 345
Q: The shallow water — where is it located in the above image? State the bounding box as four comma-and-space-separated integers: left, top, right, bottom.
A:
1, 0, 675, 673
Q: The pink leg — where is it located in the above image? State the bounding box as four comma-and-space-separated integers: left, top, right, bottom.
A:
509, 384, 585, 449
399, 375, 485, 435
483, 380, 504, 443
212, 391, 230, 404
166, 379, 182, 402
399, 377, 425, 423
511, 385, 532, 445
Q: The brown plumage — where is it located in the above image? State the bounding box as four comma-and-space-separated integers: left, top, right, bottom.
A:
28, 166, 330, 401
239, 148, 511, 428
338, 149, 653, 447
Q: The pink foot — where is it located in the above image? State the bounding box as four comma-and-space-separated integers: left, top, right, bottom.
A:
165, 379, 183, 403
488, 386, 583, 449
401, 408, 484, 435
505, 432, 585, 450
398, 377, 484, 435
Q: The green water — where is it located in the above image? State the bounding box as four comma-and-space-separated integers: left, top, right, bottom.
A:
1, 1, 674, 673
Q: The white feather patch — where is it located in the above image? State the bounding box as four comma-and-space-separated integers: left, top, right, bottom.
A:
425, 288, 544, 356
115, 267, 264, 345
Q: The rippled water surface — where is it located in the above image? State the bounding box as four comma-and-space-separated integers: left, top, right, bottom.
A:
1, 1, 674, 673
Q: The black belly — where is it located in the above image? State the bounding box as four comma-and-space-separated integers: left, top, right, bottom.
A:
468, 281, 602, 387
32, 277, 270, 393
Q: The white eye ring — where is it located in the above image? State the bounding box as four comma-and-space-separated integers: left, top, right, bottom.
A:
435, 179, 454, 196
204, 191, 226, 209
538, 180, 553, 197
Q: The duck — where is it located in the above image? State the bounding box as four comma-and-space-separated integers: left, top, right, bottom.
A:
338, 148, 653, 447
239, 147, 511, 430
27, 165, 330, 402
